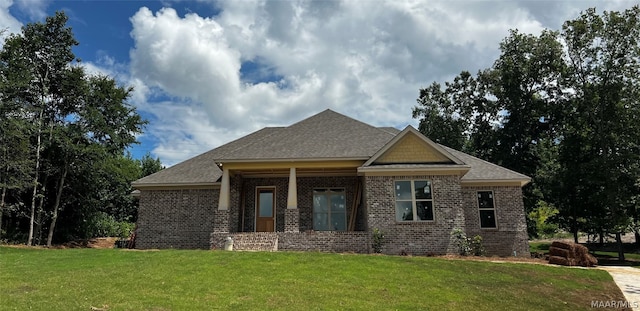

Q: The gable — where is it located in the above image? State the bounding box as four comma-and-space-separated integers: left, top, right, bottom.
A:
365, 126, 463, 166
375, 133, 452, 164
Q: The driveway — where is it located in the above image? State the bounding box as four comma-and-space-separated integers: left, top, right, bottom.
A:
599, 266, 640, 311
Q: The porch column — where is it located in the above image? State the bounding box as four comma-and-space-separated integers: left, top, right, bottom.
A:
218, 168, 230, 210
287, 167, 297, 209
285, 167, 299, 232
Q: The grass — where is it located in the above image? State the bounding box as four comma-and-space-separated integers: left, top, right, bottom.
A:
0, 247, 626, 311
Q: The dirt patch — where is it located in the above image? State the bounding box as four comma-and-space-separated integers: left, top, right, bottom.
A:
2, 237, 119, 249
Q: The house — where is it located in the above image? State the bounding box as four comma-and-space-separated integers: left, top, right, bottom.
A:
132, 110, 530, 256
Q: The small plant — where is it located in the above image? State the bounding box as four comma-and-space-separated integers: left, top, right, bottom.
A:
372, 228, 385, 253
470, 235, 485, 256
451, 228, 484, 256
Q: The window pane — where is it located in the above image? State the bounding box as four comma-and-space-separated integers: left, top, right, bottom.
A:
395, 181, 412, 200
396, 201, 413, 221
331, 212, 346, 231
313, 194, 328, 213
414, 180, 432, 199
479, 210, 496, 228
314, 213, 329, 230
416, 201, 434, 220
477, 191, 494, 208
330, 193, 345, 212
258, 191, 273, 217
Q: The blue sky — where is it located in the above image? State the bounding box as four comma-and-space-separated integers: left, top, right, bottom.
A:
1, 0, 636, 166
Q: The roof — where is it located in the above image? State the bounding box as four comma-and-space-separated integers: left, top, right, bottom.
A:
133, 109, 530, 187
215, 109, 396, 161
442, 146, 531, 183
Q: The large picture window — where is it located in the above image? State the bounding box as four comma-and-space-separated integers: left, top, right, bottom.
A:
395, 180, 434, 222
477, 191, 496, 228
313, 188, 346, 231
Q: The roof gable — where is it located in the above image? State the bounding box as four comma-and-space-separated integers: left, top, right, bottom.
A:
364, 126, 464, 166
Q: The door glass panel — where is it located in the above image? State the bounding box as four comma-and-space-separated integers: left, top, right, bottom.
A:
259, 191, 273, 217
313, 192, 328, 213
330, 194, 345, 212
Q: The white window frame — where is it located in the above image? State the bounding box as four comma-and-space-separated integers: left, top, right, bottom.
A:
394, 180, 434, 222
312, 188, 347, 231
477, 190, 497, 229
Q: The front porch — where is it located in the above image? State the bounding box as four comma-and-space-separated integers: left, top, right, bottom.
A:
211, 164, 371, 252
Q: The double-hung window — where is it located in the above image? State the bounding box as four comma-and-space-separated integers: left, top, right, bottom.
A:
477, 191, 497, 228
313, 188, 346, 231
395, 180, 434, 221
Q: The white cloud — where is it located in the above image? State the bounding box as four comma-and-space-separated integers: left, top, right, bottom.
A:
0, 0, 22, 40
126, 0, 637, 166
14, 0, 49, 20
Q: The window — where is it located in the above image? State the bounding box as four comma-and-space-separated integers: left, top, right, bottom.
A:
477, 191, 496, 228
395, 180, 434, 222
313, 188, 346, 231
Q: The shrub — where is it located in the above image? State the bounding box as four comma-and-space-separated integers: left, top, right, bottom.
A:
372, 228, 385, 253
87, 212, 134, 238
451, 228, 484, 256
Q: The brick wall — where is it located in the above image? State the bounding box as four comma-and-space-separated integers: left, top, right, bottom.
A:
211, 231, 370, 253
136, 189, 218, 249
365, 175, 466, 255
461, 186, 529, 257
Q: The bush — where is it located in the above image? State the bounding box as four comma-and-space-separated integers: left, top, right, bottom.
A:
372, 228, 385, 253
451, 228, 484, 256
87, 212, 134, 238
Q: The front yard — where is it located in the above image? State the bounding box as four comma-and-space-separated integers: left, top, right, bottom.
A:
0, 247, 627, 310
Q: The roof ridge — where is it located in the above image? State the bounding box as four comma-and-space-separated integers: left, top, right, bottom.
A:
216, 127, 284, 159
288, 109, 396, 138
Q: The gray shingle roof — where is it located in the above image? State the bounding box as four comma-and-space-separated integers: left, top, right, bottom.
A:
215, 110, 396, 160
133, 109, 529, 187
441, 146, 530, 182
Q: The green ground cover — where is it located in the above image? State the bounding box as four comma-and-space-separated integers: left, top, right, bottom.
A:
0, 247, 625, 310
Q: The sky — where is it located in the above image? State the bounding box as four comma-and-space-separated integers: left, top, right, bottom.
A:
1, 0, 636, 166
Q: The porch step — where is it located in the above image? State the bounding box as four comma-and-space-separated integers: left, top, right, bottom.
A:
232, 233, 278, 251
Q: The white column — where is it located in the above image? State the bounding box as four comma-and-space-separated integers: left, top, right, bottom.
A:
218, 168, 230, 210
287, 167, 298, 209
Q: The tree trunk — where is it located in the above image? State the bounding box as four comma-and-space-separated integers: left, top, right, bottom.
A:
573, 227, 579, 244
615, 232, 625, 262
0, 186, 6, 238
27, 110, 44, 246
635, 229, 640, 247
47, 165, 67, 247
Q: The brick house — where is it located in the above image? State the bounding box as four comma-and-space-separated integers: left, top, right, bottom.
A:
132, 110, 530, 256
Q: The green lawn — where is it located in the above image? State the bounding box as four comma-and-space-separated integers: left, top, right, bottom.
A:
0, 247, 625, 310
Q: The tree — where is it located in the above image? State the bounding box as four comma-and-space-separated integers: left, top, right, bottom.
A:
413, 6, 640, 260
557, 6, 640, 260
0, 12, 146, 245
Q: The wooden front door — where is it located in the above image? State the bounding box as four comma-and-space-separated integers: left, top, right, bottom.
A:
256, 188, 275, 232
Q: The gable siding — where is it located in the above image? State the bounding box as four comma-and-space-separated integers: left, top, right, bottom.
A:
376, 134, 450, 164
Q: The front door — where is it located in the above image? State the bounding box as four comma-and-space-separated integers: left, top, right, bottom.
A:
256, 188, 275, 232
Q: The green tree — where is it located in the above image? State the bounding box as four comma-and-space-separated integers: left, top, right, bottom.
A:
557, 6, 640, 260
413, 6, 640, 260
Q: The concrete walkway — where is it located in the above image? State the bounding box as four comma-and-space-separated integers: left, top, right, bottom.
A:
599, 266, 640, 311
